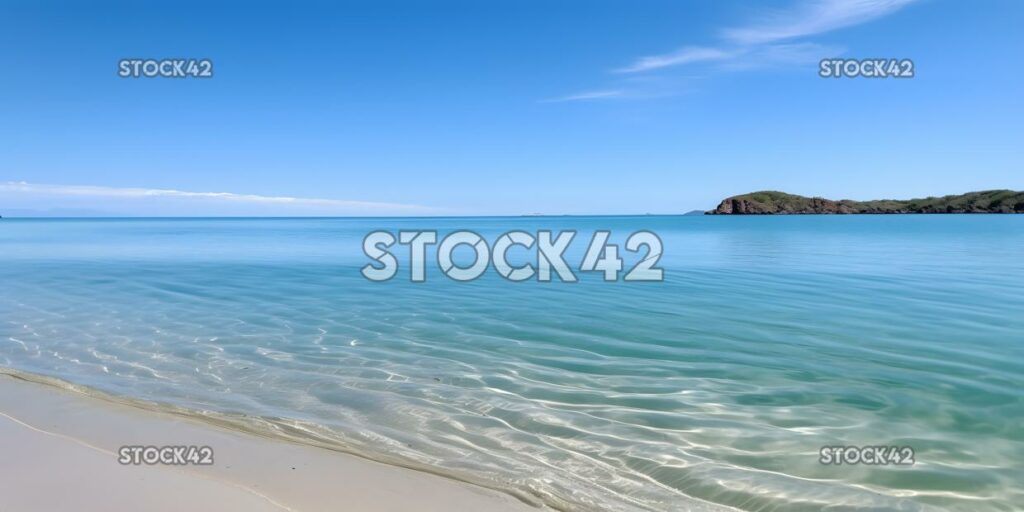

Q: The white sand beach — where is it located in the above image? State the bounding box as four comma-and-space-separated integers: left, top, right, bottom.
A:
0, 373, 536, 512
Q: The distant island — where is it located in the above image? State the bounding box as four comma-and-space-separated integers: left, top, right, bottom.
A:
707, 190, 1024, 215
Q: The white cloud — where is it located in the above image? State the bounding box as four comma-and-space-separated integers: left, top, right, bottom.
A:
723, 0, 919, 45
0, 181, 434, 215
542, 89, 624, 103
719, 42, 845, 71
614, 46, 735, 74
550, 0, 919, 101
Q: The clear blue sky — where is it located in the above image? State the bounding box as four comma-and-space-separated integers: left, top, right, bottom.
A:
1, 0, 1021, 216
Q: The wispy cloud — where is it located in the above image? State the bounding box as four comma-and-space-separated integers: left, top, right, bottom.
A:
542, 89, 624, 103
614, 46, 735, 74
551, 0, 919, 100
0, 181, 434, 214
718, 42, 845, 71
723, 0, 919, 45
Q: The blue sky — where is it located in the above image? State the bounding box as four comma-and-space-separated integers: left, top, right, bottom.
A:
1, 0, 1021, 216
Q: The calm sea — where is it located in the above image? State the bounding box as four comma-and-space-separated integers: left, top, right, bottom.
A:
2, 216, 1022, 511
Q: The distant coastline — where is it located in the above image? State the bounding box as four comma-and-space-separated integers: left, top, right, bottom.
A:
707, 190, 1024, 215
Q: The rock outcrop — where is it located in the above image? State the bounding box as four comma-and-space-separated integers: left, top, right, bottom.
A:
707, 190, 1024, 215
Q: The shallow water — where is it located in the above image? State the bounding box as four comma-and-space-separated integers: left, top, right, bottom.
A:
2, 216, 1022, 511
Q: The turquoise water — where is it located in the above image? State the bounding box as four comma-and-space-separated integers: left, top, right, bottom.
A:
1, 216, 1022, 511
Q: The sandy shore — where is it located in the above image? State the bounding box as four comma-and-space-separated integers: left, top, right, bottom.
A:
0, 373, 537, 512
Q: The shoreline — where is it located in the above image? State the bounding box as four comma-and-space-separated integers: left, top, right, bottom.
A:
0, 370, 539, 512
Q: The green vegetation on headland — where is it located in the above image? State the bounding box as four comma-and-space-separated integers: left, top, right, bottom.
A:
707, 190, 1024, 214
